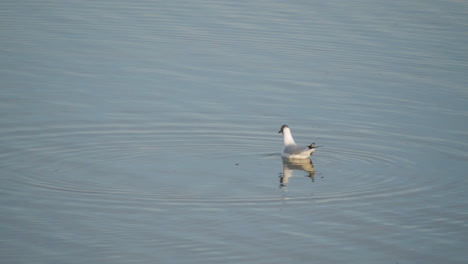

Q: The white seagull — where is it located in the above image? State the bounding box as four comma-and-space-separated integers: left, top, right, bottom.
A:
278, 124, 316, 159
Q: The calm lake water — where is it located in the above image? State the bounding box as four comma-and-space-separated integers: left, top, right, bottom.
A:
1, 1, 468, 263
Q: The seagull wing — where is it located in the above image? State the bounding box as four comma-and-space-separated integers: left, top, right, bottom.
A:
283, 145, 310, 155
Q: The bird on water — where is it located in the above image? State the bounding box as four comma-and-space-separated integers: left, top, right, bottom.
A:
278, 124, 316, 159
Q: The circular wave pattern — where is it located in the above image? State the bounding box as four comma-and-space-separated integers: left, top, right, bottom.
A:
1, 119, 452, 209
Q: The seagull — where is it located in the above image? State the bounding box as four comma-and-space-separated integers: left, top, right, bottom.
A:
278, 124, 316, 159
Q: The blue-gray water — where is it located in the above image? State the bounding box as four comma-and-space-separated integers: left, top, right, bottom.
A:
1, 1, 468, 263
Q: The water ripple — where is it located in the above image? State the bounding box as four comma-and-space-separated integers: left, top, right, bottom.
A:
1, 119, 456, 208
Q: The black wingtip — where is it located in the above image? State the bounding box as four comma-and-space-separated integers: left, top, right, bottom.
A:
308, 143, 316, 149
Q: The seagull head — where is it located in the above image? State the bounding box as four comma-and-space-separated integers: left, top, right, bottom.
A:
278, 124, 289, 134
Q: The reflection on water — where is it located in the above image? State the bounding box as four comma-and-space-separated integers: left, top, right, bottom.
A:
279, 158, 315, 187
1, 0, 468, 263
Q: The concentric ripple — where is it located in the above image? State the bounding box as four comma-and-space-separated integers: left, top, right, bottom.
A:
1, 121, 279, 207
2, 118, 460, 208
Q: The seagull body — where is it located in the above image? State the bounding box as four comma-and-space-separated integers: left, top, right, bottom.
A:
278, 125, 315, 159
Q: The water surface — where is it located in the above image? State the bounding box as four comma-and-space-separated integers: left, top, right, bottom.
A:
1, 1, 467, 263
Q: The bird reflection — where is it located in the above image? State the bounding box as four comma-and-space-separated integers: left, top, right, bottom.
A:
279, 158, 315, 187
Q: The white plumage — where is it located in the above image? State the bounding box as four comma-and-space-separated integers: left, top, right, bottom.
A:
278, 125, 316, 159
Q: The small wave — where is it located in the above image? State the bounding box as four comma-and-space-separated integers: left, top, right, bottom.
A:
1, 120, 462, 209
